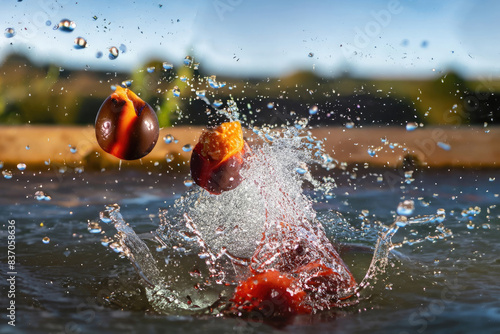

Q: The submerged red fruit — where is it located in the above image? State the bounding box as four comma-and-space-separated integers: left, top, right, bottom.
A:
231, 219, 357, 316
231, 270, 312, 317
190, 121, 250, 194
95, 86, 159, 160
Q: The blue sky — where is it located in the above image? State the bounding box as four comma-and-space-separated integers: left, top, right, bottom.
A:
1, 0, 498, 78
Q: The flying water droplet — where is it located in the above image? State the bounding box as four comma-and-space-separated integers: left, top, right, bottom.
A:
109, 46, 119, 60
4, 28, 15, 38
17, 163, 26, 171
437, 142, 451, 151
172, 86, 180, 97
213, 100, 223, 107
69, 146, 77, 154
367, 148, 376, 157
165, 154, 174, 163
58, 19, 76, 32
195, 90, 206, 97
162, 62, 173, 70
74, 37, 87, 49
101, 236, 112, 247
309, 105, 318, 115
397, 200, 415, 216
35, 191, 52, 201
99, 211, 113, 224
295, 167, 307, 175
308, 52, 314, 57
87, 221, 102, 234
42, 237, 50, 244
96, 51, 103, 59
182, 144, 193, 152
121, 80, 132, 88
267, 102, 274, 109
147, 66, 155, 73
163, 134, 174, 144
184, 56, 193, 67
184, 180, 194, 187
406, 122, 418, 131
345, 122, 355, 129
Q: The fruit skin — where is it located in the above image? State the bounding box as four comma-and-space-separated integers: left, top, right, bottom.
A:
190, 121, 250, 194
95, 86, 159, 160
231, 270, 312, 317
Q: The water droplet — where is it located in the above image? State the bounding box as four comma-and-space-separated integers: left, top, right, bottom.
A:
121, 80, 132, 88
42, 237, 50, 244
482, 223, 490, 229
213, 100, 223, 107
397, 200, 415, 216
195, 90, 206, 97
345, 122, 354, 129
406, 122, 418, 131
119, 44, 127, 53
109, 46, 119, 60
466, 221, 475, 230
165, 154, 174, 163
295, 167, 307, 175
147, 66, 155, 73
109, 242, 123, 253
17, 163, 26, 171
99, 211, 112, 224
308, 52, 314, 57
74, 37, 87, 49
45, 20, 52, 26
101, 236, 112, 247
489, 177, 496, 182
35, 190, 51, 201
162, 62, 173, 70
184, 56, 193, 67
309, 105, 318, 115
58, 19, 76, 32
4, 28, 15, 38
184, 180, 193, 187
0, 161, 3, 168
193, 62, 200, 70
437, 142, 451, 151
96, 51, 103, 59
367, 148, 376, 157
69, 145, 77, 154
267, 102, 274, 109
87, 221, 102, 234
163, 134, 174, 144
172, 86, 180, 97
92, 16, 98, 21
182, 144, 193, 152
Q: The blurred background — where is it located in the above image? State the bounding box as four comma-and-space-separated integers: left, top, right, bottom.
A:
0, 0, 499, 127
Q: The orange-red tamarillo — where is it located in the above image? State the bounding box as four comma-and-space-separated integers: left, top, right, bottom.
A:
95, 86, 159, 160
231, 270, 312, 317
190, 121, 250, 194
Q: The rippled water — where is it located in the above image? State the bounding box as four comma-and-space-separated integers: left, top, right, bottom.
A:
1, 166, 499, 333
